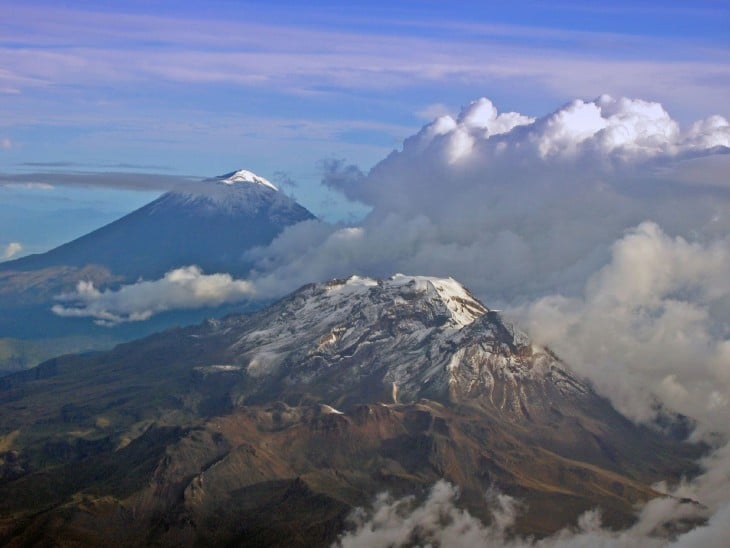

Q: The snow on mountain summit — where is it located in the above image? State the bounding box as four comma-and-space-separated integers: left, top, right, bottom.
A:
158, 168, 308, 218
0, 167, 315, 297
208, 274, 588, 413
323, 274, 488, 328
216, 169, 279, 191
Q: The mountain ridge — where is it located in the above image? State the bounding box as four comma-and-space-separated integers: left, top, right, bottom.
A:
0, 274, 704, 545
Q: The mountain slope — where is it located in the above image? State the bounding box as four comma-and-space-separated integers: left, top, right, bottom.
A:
0, 275, 704, 545
0, 170, 314, 280
0, 170, 315, 360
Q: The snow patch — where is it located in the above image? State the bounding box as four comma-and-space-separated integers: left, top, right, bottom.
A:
217, 169, 278, 191
389, 274, 488, 327
320, 404, 344, 415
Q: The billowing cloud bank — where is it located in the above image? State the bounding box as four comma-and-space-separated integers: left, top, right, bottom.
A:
55, 95, 730, 315
52, 266, 255, 325
514, 221, 730, 435
54, 95, 729, 544
244, 96, 729, 305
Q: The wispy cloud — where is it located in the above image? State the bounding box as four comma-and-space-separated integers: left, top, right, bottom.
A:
18, 161, 175, 170
0, 4, 727, 120
0, 171, 198, 192
2, 36, 727, 107
1, 2, 726, 193
415, 103, 453, 120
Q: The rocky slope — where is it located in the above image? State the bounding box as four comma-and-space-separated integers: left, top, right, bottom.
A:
0, 275, 704, 546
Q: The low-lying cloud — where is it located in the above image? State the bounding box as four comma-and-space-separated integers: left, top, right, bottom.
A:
335, 481, 521, 548
52, 265, 255, 325
335, 480, 729, 548
1, 241, 22, 260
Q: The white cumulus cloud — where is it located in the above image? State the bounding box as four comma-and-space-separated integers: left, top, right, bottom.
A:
512, 222, 730, 434
52, 265, 255, 325
248, 95, 729, 315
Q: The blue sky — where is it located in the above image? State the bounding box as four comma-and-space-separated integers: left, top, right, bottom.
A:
1, 0, 729, 255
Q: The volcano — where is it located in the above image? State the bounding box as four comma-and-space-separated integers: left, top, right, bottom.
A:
0, 274, 703, 546
0, 170, 315, 346
0, 170, 315, 280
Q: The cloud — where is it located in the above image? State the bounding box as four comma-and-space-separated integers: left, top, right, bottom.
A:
503, 221, 730, 544
5, 182, 54, 190
334, 480, 728, 548
271, 171, 299, 189
338, 95, 728, 210
245, 96, 729, 306
668, 504, 730, 548
416, 103, 453, 120
0, 138, 12, 149
319, 159, 366, 192
2, 5, 729, 119
18, 161, 175, 170
512, 222, 730, 435
52, 265, 255, 325
1, 242, 22, 260
335, 481, 521, 548
0, 171, 198, 192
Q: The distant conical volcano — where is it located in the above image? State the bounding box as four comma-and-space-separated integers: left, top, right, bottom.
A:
0, 170, 316, 345
1, 170, 315, 280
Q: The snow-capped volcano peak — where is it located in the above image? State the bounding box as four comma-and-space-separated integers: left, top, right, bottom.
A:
216, 169, 278, 191
326, 274, 488, 328
218, 273, 588, 411
387, 274, 487, 327
156, 168, 313, 220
